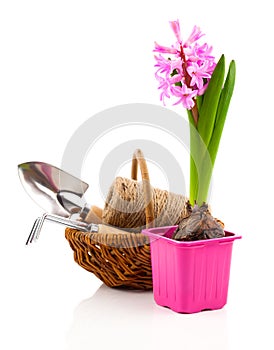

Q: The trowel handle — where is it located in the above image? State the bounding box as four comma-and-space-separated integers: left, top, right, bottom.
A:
85, 207, 130, 234
25, 213, 128, 246
97, 224, 128, 235
85, 205, 103, 224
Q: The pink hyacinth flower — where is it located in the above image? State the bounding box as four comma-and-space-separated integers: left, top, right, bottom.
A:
171, 84, 197, 109
153, 20, 216, 110
187, 62, 211, 89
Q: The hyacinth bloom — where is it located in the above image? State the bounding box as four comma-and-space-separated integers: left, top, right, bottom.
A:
154, 20, 236, 206
154, 21, 216, 114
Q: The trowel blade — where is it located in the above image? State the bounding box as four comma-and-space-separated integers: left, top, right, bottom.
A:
18, 161, 89, 217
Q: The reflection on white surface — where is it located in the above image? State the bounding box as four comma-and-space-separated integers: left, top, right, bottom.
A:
66, 284, 228, 350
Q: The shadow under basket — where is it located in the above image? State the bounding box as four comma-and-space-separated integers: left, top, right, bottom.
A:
142, 226, 241, 313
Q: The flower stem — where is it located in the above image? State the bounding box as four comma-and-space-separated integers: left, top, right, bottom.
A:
191, 103, 199, 126
187, 110, 199, 206
180, 45, 199, 126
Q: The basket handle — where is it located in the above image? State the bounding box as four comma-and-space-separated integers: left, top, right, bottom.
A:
131, 149, 154, 228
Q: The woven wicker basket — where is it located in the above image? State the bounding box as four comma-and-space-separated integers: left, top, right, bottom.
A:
65, 149, 156, 290
65, 149, 192, 290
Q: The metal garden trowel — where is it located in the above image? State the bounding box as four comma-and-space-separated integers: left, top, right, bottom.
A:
18, 161, 91, 219
18, 161, 119, 245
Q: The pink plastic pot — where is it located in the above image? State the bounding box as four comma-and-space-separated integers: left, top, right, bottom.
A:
142, 226, 241, 313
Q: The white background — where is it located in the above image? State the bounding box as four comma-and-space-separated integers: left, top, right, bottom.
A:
0, 0, 273, 349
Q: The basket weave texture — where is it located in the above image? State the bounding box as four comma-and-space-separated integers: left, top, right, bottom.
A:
65, 149, 190, 290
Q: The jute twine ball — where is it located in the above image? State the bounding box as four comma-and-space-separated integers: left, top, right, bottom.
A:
102, 177, 191, 231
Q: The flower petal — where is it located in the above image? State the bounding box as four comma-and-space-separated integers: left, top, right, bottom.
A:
169, 20, 182, 44
184, 25, 204, 47
153, 42, 178, 54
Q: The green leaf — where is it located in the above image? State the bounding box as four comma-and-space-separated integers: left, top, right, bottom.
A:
196, 159, 213, 206
197, 55, 225, 147
196, 94, 203, 112
187, 109, 211, 206
196, 60, 236, 205
208, 60, 236, 166
170, 68, 179, 77
187, 56, 236, 205
175, 81, 182, 87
